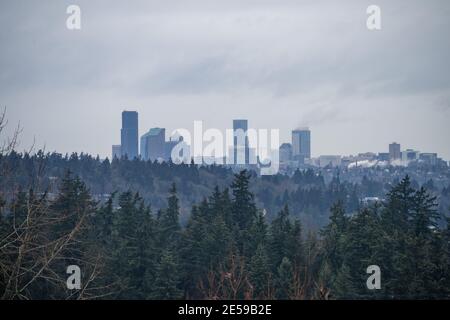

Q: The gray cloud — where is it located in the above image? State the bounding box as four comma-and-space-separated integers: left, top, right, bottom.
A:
1, 0, 449, 159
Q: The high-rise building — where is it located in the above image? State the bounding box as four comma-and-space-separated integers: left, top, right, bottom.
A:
121, 111, 139, 159
402, 149, 419, 162
279, 143, 293, 163
378, 152, 390, 161
165, 135, 185, 161
233, 119, 249, 165
140, 128, 165, 161
389, 142, 401, 161
112, 145, 121, 159
419, 153, 438, 166
292, 128, 311, 163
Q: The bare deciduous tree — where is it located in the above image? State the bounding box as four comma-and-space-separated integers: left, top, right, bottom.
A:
0, 111, 110, 300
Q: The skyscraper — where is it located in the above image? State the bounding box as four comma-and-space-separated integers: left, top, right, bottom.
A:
292, 128, 311, 163
389, 142, 401, 161
121, 111, 139, 159
233, 119, 249, 165
279, 143, 293, 163
112, 145, 121, 159
140, 128, 165, 161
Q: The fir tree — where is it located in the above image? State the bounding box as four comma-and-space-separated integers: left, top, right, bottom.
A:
275, 257, 294, 300
269, 205, 293, 271
110, 191, 155, 299
249, 244, 270, 299
231, 170, 257, 256
157, 183, 181, 248
180, 205, 208, 298
150, 250, 183, 299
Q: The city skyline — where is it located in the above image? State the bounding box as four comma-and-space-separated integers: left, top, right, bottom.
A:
1, 1, 449, 160
1, 0, 450, 304
112, 110, 447, 169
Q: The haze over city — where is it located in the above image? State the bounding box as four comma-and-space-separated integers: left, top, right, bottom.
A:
2, 1, 450, 304
1, 0, 449, 159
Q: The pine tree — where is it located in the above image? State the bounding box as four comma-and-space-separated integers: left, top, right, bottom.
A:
332, 264, 356, 299
50, 171, 97, 240
338, 208, 382, 299
220, 188, 234, 229
180, 205, 208, 298
47, 173, 98, 298
382, 175, 415, 232
249, 244, 270, 299
231, 170, 257, 256
206, 212, 231, 271
110, 191, 155, 299
157, 183, 181, 248
269, 205, 293, 271
150, 250, 183, 299
408, 186, 441, 297
380, 177, 439, 298
209, 185, 223, 218
320, 201, 348, 278
289, 219, 303, 269
94, 193, 115, 245
247, 210, 268, 257
411, 187, 439, 238
441, 218, 450, 296
231, 170, 257, 229
275, 257, 294, 300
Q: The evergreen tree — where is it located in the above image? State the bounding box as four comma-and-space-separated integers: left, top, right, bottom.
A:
180, 205, 208, 298
382, 175, 415, 232
249, 244, 270, 299
150, 250, 183, 299
269, 205, 294, 271
247, 210, 268, 257
337, 208, 382, 299
231, 170, 257, 256
441, 218, 450, 296
320, 201, 348, 279
275, 257, 294, 300
94, 193, 115, 245
231, 170, 257, 227
50, 171, 97, 240
110, 191, 155, 299
220, 188, 234, 229
157, 183, 181, 248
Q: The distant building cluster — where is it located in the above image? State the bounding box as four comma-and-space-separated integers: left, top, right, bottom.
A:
112, 112, 258, 168
140, 128, 184, 162
278, 128, 312, 172
112, 110, 447, 173
278, 133, 446, 173
113, 111, 186, 163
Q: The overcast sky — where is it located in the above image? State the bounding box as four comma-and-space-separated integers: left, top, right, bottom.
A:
1, 0, 449, 159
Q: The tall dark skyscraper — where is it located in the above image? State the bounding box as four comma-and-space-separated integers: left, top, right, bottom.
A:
292, 128, 311, 163
121, 111, 139, 159
233, 119, 249, 165
389, 142, 401, 161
